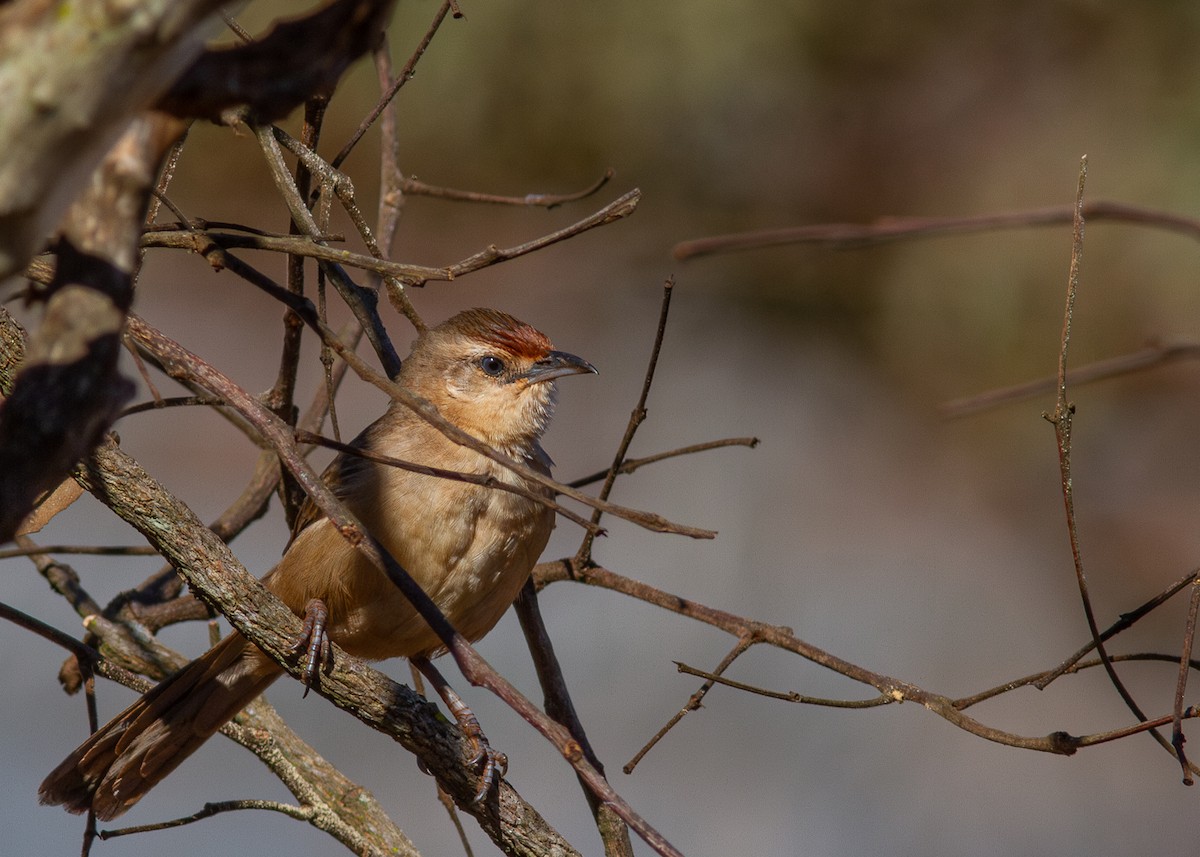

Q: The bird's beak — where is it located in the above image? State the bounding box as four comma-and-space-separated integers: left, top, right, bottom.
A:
524, 350, 598, 384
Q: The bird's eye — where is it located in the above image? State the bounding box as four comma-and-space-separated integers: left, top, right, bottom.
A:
479, 355, 506, 377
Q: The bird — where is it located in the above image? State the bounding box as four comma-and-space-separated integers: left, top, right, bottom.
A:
39, 307, 596, 820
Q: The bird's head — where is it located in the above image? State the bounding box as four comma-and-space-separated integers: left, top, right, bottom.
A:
398, 308, 596, 452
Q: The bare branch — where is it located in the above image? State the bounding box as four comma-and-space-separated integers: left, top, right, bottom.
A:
332, 0, 458, 169
577, 278, 675, 564
156, 0, 399, 124
1036, 159, 1185, 774
0, 0, 223, 279
401, 169, 617, 209
515, 581, 634, 857
0, 113, 181, 541
139, 185, 642, 289
942, 341, 1200, 418
673, 199, 1200, 260
625, 638, 754, 774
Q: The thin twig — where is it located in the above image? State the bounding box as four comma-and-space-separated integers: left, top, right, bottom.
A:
624, 638, 753, 774
219, 9, 255, 43
141, 186, 641, 287
1175, 580, 1200, 783
672, 647, 1200, 752
1015, 566, 1199, 697
143, 219, 341, 239
331, 0, 457, 169
941, 341, 1200, 418
1039, 159, 1182, 773
515, 581, 634, 857
0, 543, 158, 559
577, 278, 674, 563
255, 124, 402, 378
958, 652, 1200, 711
567, 437, 760, 489
295, 430, 605, 535
269, 92, 328, 425
674, 660, 893, 708
0, 600, 103, 738
99, 800, 316, 839
401, 169, 616, 209
120, 394, 224, 417
435, 190, 641, 287
0, 600, 103, 668
371, 37, 424, 332
673, 199, 1200, 260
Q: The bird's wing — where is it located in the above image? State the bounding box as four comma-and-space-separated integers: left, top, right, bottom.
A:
286, 423, 381, 549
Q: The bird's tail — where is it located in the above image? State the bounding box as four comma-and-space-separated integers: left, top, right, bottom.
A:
39, 631, 283, 820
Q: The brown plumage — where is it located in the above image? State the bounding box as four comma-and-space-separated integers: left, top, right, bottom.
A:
39, 308, 595, 820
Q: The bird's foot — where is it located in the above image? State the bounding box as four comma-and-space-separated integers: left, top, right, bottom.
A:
288, 597, 333, 696
412, 656, 507, 803
450, 702, 508, 804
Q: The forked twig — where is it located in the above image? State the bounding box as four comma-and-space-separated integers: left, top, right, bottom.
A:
536, 559, 1200, 767
1037, 159, 1190, 776
142, 188, 642, 288
538, 561, 1080, 755
673, 660, 895, 708
624, 638, 754, 774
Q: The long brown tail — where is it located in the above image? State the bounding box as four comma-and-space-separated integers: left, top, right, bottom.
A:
39, 632, 283, 820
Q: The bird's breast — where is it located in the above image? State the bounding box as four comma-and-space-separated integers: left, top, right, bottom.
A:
304, 448, 554, 659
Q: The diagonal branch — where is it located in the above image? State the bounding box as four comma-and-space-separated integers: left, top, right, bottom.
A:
577, 278, 675, 564
77, 433, 581, 857
515, 581, 634, 857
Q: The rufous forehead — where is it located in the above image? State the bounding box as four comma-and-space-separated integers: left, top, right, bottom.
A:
443, 308, 553, 359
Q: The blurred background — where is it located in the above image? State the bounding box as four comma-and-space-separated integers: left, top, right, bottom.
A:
7, 0, 1200, 854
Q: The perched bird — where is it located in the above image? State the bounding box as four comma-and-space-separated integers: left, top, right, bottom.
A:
39, 307, 596, 820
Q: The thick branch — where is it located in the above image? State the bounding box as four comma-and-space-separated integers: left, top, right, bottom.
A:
156, 0, 399, 124
77, 434, 580, 857
0, 0, 223, 279
0, 113, 181, 541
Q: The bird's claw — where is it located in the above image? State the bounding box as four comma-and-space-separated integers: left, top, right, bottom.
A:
457, 708, 507, 803
413, 657, 508, 803
288, 598, 332, 696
